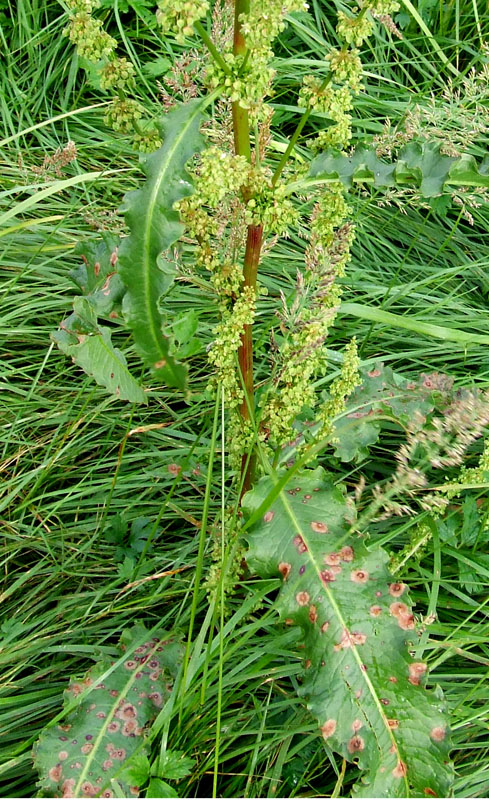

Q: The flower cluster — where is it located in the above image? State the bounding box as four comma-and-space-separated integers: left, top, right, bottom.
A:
132, 127, 163, 153
64, 13, 116, 61
239, 0, 308, 52
204, 0, 307, 115
336, 11, 374, 47
100, 57, 135, 90
66, 0, 100, 12
205, 50, 275, 114
156, 0, 209, 44
207, 286, 257, 407
244, 181, 299, 234
260, 179, 354, 446
63, 2, 162, 152
318, 338, 361, 442
104, 98, 143, 132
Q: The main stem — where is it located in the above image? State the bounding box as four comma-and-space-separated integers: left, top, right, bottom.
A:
232, 0, 263, 496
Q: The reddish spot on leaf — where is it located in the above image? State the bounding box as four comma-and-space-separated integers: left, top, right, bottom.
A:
348, 735, 365, 753
278, 562, 291, 580
320, 719, 337, 739
311, 521, 328, 533
408, 662, 427, 686
296, 591, 310, 606
351, 569, 369, 583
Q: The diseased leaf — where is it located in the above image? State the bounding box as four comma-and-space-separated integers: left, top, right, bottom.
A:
71, 234, 125, 318
310, 141, 489, 197
118, 100, 206, 392
52, 299, 146, 404
33, 626, 182, 798
332, 364, 451, 462
242, 467, 453, 798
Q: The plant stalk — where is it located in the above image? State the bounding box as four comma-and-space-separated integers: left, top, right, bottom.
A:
232, 0, 262, 495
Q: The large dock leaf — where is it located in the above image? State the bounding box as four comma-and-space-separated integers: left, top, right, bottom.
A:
118, 100, 205, 392
242, 468, 453, 798
33, 626, 182, 798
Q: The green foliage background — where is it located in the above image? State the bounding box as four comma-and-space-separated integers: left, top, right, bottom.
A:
1, 0, 489, 796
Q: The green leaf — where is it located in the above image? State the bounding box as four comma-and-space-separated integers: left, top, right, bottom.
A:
71, 234, 124, 318
242, 467, 453, 798
52, 300, 146, 404
142, 57, 172, 77
159, 750, 195, 780
33, 626, 183, 798
118, 100, 206, 392
118, 753, 151, 786
146, 778, 179, 798
310, 141, 489, 197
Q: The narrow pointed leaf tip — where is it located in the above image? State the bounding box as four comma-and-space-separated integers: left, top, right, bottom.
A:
242, 467, 453, 798
33, 626, 182, 798
118, 99, 206, 392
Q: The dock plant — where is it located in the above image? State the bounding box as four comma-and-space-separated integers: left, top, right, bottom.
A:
36, 0, 489, 795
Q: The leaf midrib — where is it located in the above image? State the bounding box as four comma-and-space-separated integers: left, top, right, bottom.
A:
141, 102, 202, 382
278, 487, 409, 796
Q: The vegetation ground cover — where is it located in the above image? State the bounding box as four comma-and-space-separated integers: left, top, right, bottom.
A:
2, 0, 489, 796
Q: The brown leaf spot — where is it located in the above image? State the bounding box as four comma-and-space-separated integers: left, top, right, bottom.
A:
389, 582, 407, 597
309, 605, 318, 623
424, 789, 437, 797
108, 721, 120, 733
264, 511, 274, 522
388, 676, 398, 683
122, 720, 139, 736
320, 719, 337, 739
304, 659, 311, 669
430, 726, 446, 742
154, 358, 167, 369
81, 782, 97, 797
370, 605, 382, 617
58, 751, 68, 761
103, 759, 114, 770
148, 691, 163, 706
368, 368, 381, 378
296, 591, 310, 606
278, 562, 291, 580
320, 569, 336, 584
351, 569, 369, 583
352, 719, 363, 732
49, 765, 63, 783
408, 662, 427, 685
311, 521, 328, 533
320, 621, 329, 633
348, 736, 365, 753
293, 535, 307, 553
392, 760, 408, 778
124, 660, 137, 670
339, 545, 354, 562
62, 779, 76, 798
324, 552, 341, 566
387, 719, 399, 729
81, 743, 93, 754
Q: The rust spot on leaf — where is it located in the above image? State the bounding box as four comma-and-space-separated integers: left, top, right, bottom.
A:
408, 662, 427, 685
320, 719, 337, 739
296, 591, 310, 606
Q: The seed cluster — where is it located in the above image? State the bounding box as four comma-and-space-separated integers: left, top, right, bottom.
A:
63, 2, 160, 152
